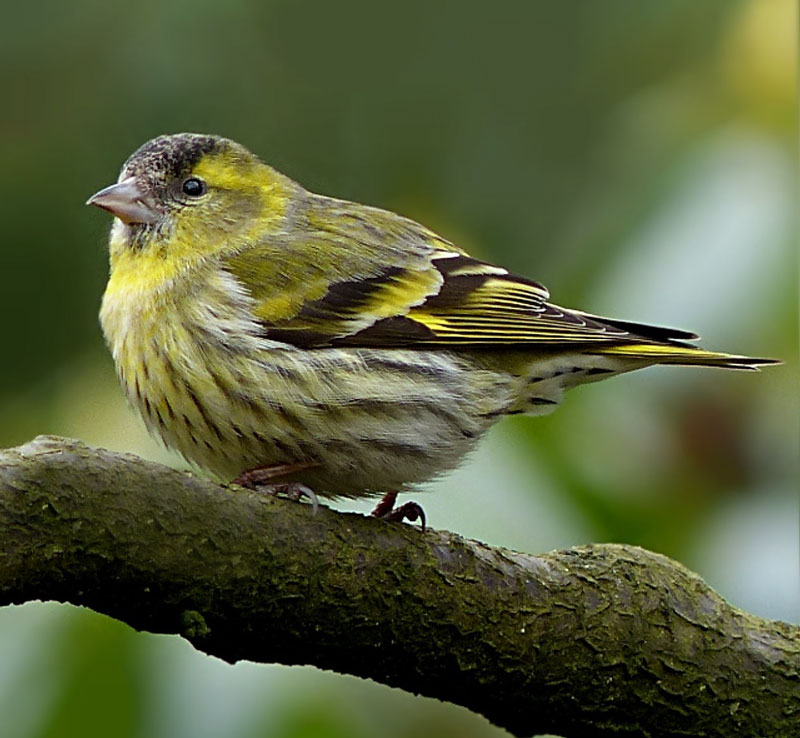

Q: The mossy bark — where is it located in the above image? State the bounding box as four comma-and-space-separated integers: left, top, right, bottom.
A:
0, 436, 797, 737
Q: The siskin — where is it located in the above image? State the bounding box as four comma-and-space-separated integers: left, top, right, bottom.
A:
88, 133, 777, 521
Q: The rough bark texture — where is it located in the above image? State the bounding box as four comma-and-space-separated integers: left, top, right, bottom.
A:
0, 436, 797, 737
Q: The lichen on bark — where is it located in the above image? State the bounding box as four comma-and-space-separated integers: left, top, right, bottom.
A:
0, 436, 797, 737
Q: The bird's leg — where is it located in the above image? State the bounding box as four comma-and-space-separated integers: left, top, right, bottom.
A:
231, 462, 320, 514
370, 490, 398, 519
370, 491, 426, 531
232, 461, 317, 487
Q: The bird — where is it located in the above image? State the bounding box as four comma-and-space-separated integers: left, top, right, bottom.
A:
88, 133, 777, 525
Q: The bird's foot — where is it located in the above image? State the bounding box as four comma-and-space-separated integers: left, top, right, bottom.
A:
232, 461, 317, 487
370, 491, 426, 531
232, 463, 320, 515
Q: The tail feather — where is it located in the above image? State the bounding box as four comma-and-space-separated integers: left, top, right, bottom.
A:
581, 313, 700, 343
593, 343, 781, 371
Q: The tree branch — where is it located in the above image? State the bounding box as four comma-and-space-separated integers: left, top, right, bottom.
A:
1, 436, 797, 737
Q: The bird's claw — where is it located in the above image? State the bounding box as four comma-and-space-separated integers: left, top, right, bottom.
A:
232, 466, 320, 515
272, 481, 319, 515
370, 491, 426, 531
384, 501, 426, 531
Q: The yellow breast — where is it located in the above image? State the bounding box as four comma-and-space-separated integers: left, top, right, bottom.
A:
100, 247, 280, 477
100, 238, 515, 494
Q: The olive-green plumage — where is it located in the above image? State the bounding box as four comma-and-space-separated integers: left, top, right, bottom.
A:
89, 133, 776, 498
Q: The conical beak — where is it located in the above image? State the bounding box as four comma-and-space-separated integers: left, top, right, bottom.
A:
86, 176, 160, 225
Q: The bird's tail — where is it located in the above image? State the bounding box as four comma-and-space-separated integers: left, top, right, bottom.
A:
592, 343, 780, 371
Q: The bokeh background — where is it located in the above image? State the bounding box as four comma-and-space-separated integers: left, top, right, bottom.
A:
1, 1, 796, 737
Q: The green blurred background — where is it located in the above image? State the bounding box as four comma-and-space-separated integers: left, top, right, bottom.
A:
1, 1, 796, 736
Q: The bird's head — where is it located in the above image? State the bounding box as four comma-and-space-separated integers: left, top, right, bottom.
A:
88, 133, 296, 262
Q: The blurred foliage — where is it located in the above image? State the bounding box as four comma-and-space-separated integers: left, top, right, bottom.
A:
0, 0, 796, 737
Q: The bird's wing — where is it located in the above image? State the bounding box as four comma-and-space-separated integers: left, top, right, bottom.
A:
229, 253, 696, 350
225, 198, 696, 349
338, 253, 698, 348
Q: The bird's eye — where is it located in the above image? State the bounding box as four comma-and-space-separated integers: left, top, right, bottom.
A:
182, 177, 206, 197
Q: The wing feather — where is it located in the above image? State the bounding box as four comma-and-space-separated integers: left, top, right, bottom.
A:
226, 195, 694, 350
240, 248, 694, 349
